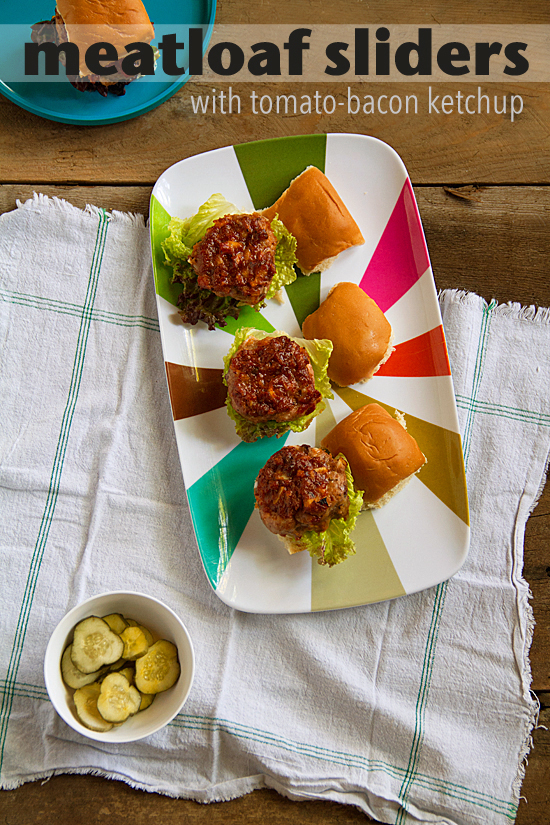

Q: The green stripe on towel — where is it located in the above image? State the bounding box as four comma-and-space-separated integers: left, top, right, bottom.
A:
0, 210, 110, 774
394, 300, 495, 825
166, 712, 517, 817
0, 287, 159, 331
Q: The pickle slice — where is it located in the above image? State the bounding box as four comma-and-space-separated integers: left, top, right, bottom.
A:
61, 645, 105, 689
104, 656, 128, 673
138, 625, 154, 647
120, 626, 149, 660
97, 672, 142, 723
124, 620, 154, 646
102, 613, 129, 635
139, 692, 155, 711
135, 640, 180, 694
118, 666, 136, 685
71, 616, 124, 674
74, 682, 113, 732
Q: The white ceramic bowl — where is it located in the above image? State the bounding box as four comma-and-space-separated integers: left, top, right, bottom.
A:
44, 591, 195, 743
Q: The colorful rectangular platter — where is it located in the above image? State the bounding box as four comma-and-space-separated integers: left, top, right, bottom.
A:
149, 133, 470, 614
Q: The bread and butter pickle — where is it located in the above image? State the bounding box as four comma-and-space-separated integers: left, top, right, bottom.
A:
61, 612, 181, 732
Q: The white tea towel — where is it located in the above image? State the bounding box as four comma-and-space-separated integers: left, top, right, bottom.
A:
1, 195, 549, 825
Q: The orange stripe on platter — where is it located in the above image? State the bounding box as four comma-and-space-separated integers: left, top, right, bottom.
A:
377, 325, 451, 377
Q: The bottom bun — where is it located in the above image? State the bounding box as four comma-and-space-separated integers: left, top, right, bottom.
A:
279, 535, 304, 555
321, 403, 427, 508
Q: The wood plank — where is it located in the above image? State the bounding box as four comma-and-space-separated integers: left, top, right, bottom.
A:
416, 185, 550, 308
0, 778, 377, 825
525, 478, 550, 693
2, 184, 550, 308
219, 0, 550, 24
515, 696, 550, 825
1, 79, 549, 185
0, 185, 153, 217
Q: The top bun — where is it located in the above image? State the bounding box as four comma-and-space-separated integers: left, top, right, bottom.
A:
302, 282, 393, 387
321, 404, 427, 508
262, 167, 364, 275
56, 0, 155, 75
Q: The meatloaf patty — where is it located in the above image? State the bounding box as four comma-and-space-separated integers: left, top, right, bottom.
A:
226, 335, 321, 424
254, 445, 350, 537
189, 213, 277, 306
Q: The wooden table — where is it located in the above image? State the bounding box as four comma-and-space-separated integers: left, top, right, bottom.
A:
1, 1, 548, 822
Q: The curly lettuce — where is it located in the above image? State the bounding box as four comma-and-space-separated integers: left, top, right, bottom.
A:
266, 216, 299, 299
161, 195, 298, 329
289, 458, 363, 567
223, 328, 333, 443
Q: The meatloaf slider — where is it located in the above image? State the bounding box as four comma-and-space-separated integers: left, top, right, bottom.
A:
223, 329, 333, 443
31, 0, 155, 97
254, 445, 363, 567
189, 213, 278, 306
161, 194, 298, 330
227, 335, 321, 421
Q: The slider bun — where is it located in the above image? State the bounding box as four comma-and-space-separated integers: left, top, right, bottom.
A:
321, 403, 427, 508
262, 167, 364, 275
302, 282, 393, 386
57, 0, 155, 74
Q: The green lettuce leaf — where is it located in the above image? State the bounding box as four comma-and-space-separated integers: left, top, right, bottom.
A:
289, 459, 364, 567
162, 194, 240, 272
160, 196, 298, 328
164, 194, 240, 260
162, 219, 193, 265
265, 216, 298, 299
223, 328, 333, 443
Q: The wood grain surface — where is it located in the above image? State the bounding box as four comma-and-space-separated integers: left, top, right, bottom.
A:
0, 0, 549, 822
1, 80, 549, 186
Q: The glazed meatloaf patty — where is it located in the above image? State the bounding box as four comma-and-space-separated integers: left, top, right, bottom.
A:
255, 445, 350, 537
189, 213, 277, 306
227, 335, 322, 424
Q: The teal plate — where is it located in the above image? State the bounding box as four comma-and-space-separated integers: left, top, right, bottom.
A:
0, 1, 216, 125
